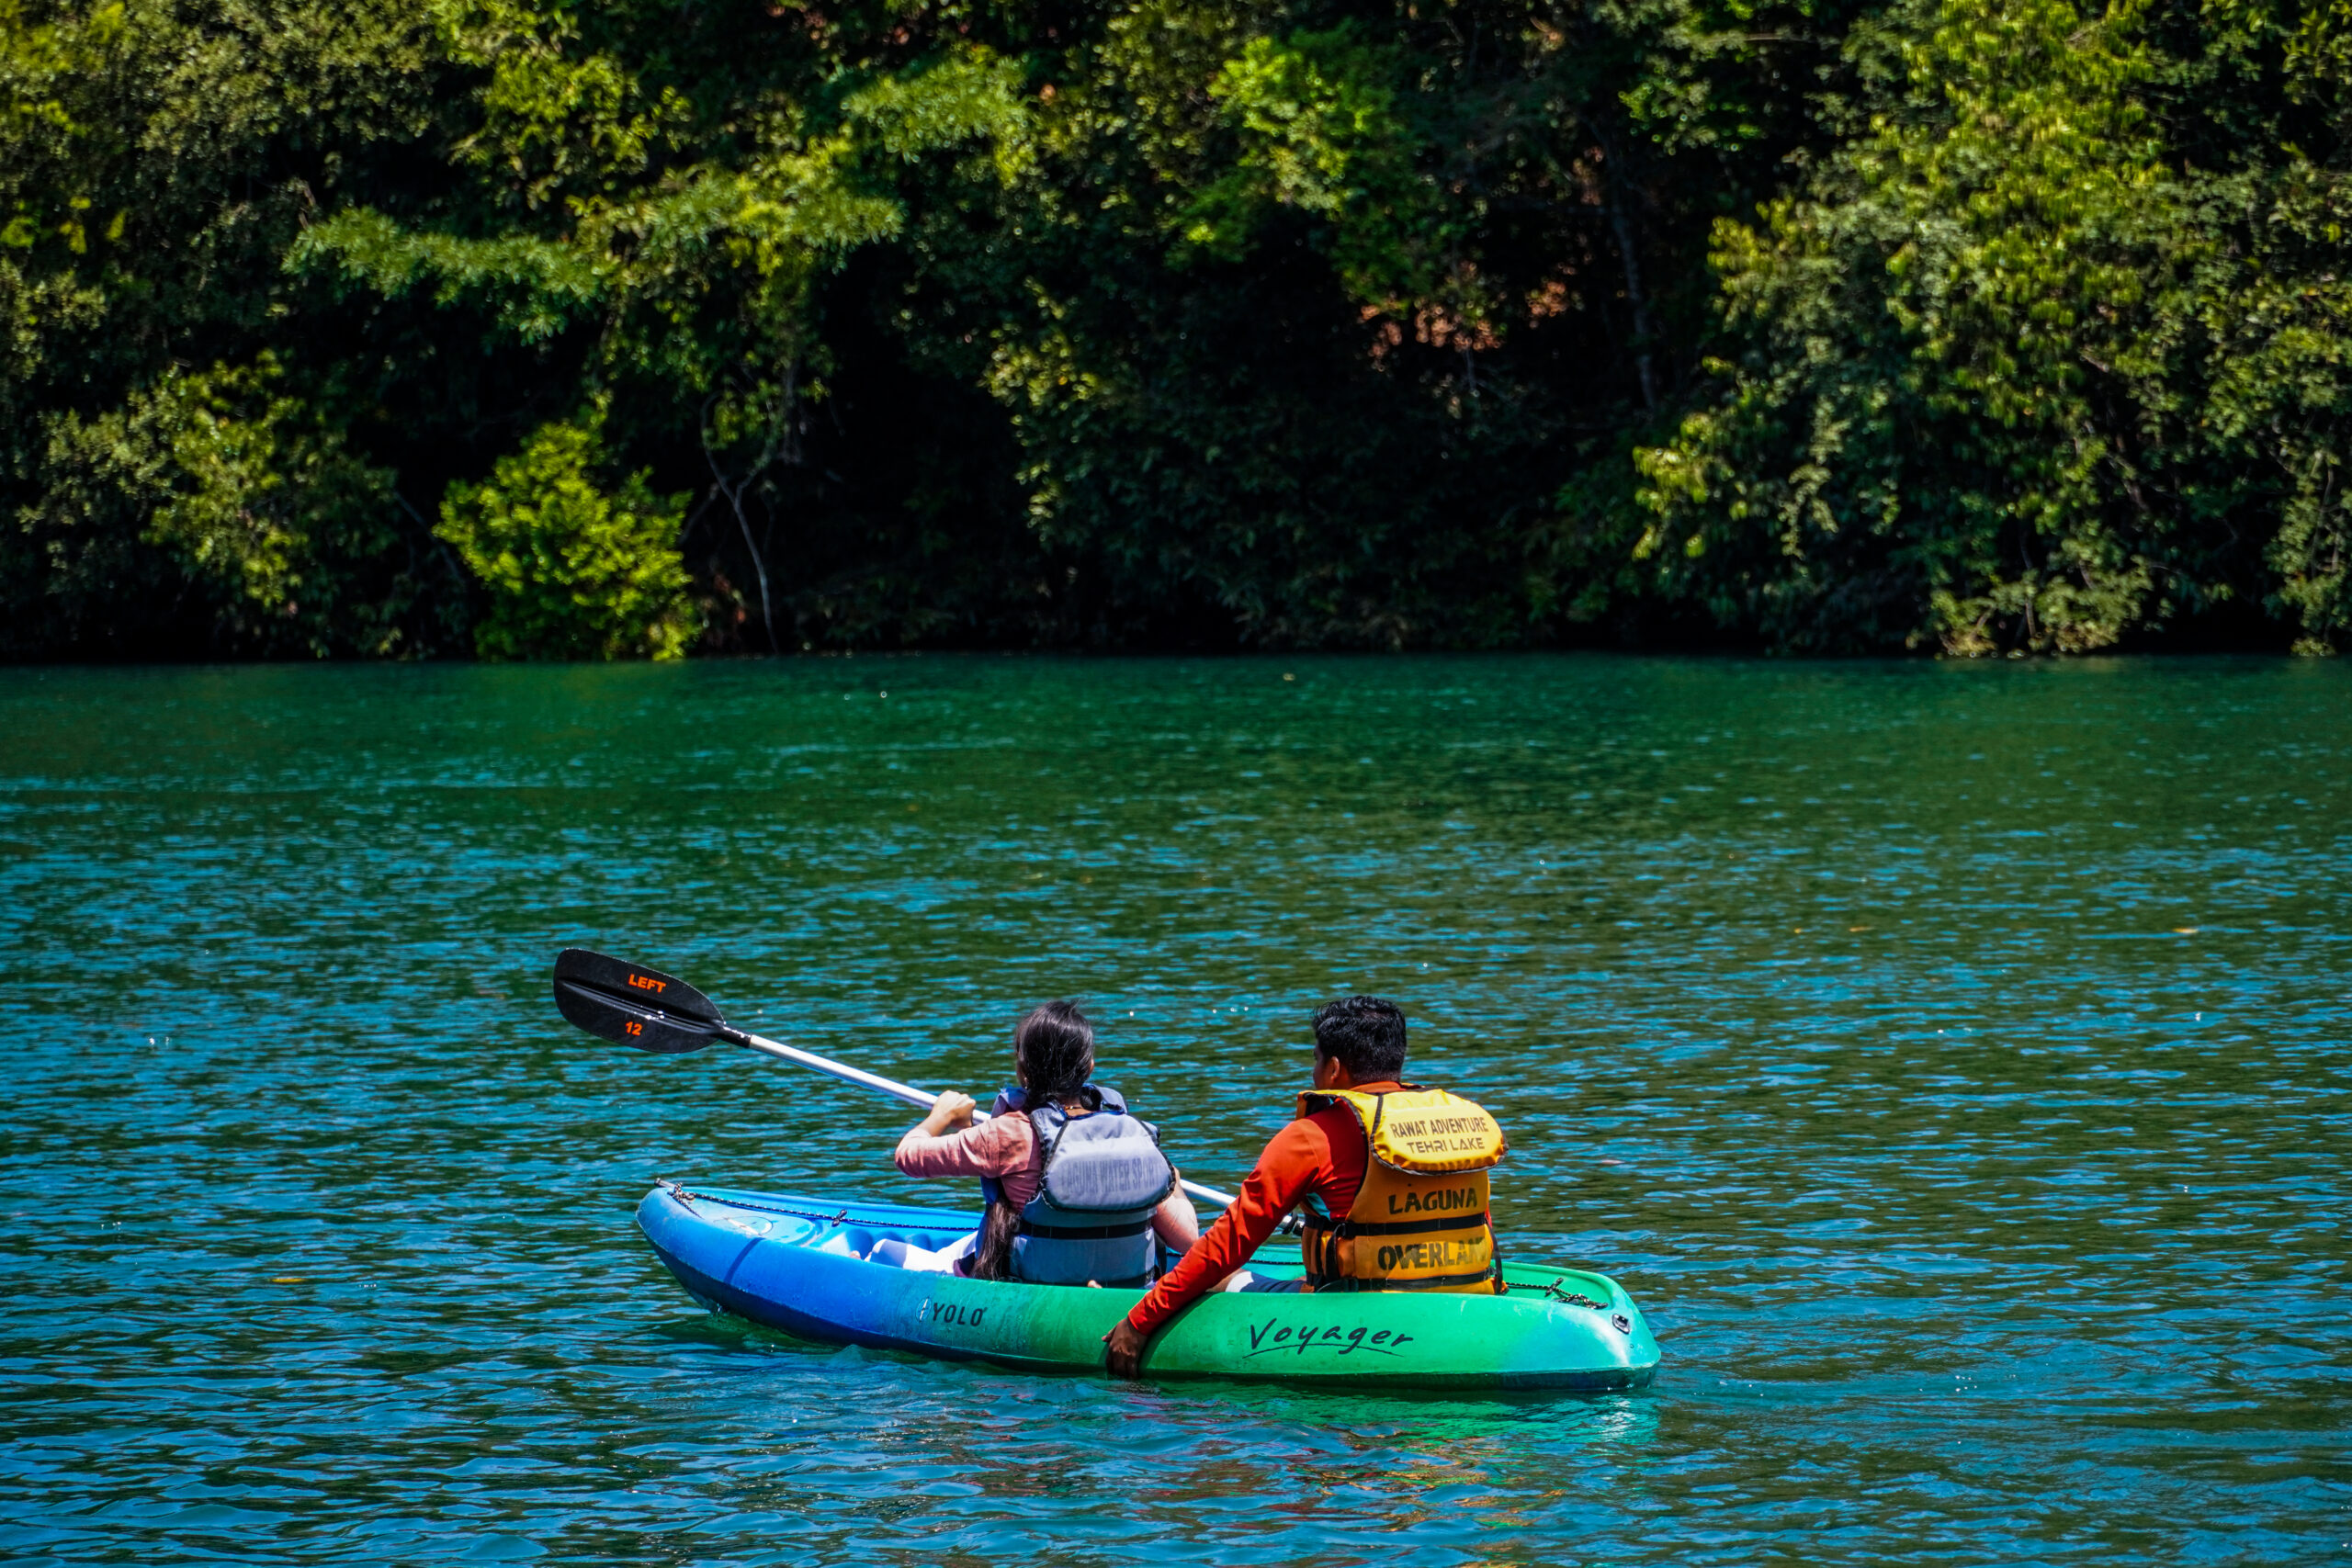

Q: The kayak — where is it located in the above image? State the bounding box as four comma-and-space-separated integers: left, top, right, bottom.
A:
635, 1181, 1661, 1391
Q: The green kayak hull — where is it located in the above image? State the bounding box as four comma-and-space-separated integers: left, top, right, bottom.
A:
636, 1182, 1661, 1391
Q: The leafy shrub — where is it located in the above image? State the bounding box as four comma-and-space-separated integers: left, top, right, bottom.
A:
435, 414, 693, 660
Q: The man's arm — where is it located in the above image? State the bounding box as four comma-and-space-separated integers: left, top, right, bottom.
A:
1104, 1121, 1327, 1376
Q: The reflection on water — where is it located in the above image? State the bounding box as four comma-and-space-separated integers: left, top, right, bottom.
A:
1, 657, 2346, 1565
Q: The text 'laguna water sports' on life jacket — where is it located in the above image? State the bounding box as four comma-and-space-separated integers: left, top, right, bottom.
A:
980, 1085, 1176, 1288
1295, 1086, 1506, 1293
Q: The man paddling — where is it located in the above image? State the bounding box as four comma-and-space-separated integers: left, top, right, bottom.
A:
1103, 995, 1507, 1378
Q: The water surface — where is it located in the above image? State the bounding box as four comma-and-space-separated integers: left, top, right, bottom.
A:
2, 656, 2346, 1564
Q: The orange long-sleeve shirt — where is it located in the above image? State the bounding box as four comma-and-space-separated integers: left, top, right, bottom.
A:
1124, 1080, 1406, 1337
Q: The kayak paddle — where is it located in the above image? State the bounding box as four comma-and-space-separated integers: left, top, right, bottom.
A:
551, 947, 1243, 1212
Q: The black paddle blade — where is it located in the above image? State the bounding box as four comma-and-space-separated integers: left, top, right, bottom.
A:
552, 948, 727, 1055
553, 949, 723, 1021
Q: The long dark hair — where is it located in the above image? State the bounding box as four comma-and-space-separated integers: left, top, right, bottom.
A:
1014, 998, 1095, 1102
969, 1000, 1095, 1281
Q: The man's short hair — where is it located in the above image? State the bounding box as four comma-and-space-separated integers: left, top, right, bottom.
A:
1313, 996, 1408, 1081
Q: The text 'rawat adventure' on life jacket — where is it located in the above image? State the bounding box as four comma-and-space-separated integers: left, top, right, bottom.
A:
980, 1085, 1176, 1288
1296, 1087, 1507, 1293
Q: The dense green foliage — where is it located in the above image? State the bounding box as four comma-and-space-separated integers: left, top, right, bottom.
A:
2, 0, 2345, 656
1635, 0, 2352, 654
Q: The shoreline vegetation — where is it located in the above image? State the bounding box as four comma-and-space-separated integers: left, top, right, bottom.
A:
5, 0, 2347, 661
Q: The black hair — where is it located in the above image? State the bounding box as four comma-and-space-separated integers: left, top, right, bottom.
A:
971, 999, 1096, 1282
1312, 995, 1408, 1081
1014, 999, 1095, 1100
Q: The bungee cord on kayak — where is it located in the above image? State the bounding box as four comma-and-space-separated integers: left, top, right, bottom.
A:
553, 946, 1660, 1389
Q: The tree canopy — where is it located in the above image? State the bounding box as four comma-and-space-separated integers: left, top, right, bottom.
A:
3, 0, 2346, 656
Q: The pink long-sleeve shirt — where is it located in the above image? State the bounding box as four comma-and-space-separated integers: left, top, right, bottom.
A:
893, 1113, 1198, 1247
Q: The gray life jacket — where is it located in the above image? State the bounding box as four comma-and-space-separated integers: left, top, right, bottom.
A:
982, 1085, 1175, 1287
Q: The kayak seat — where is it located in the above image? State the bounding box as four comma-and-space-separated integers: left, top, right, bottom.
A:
813, 1226, 962, 1261
813, 1226, 878, 1258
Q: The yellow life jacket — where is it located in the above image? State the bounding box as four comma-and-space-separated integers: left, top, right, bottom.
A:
1295, 1086, 1507, 1294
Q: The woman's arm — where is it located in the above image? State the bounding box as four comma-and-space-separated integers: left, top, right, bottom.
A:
1149, 1178, 1200, 1250
894, 1097, 1029, 1179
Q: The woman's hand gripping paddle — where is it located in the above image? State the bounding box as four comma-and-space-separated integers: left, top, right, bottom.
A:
550, 947, 1241, 1211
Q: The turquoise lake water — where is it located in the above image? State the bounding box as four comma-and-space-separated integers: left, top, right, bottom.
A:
2, 657, 2346, 1564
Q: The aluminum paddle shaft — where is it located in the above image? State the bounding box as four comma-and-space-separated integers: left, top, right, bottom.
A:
719, 1023, 1240, 1211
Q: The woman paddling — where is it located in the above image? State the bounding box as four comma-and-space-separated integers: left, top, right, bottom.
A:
887, 1000, 1199, 1281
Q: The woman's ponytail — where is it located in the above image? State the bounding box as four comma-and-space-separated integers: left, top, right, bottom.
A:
968, 1000, 1096, 1281
968, 1198, 1023, 1281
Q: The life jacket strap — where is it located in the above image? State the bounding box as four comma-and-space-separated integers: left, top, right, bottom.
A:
1316, 1211, 1489, 1239
1019, 1218, 1151, 1240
